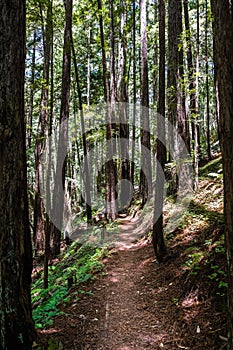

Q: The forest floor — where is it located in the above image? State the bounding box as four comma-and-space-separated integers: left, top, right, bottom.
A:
37, 158, 227, 350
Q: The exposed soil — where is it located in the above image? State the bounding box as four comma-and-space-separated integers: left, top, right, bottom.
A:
38, 207, 227, 350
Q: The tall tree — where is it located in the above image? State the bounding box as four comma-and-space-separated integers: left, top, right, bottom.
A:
205, 0, 211, 160
116, 0, 131, 209
72, 37, 92, 223
0, 0, 35, 347
34, 0, 53, 254
50, 0, 72, 257
98, 0, 117, 221
131, 0, 137, 187
87, 27, 91, 110
183, 0, 199, 189
140, 0, 152, 206
167, 0, 179, 162
152, 0, 167, 262
26, 28, 36, 150
97, 0, 109, 102
167, 0, 189, 194
193, 0, 200, 189
183, 0, 196, 137
109, 0, 116, 104
177, 1, 190, 152
153, 1, 159, 106
168, 0, 189, 146
44, 0, 54, 289
211, 1, 233, 348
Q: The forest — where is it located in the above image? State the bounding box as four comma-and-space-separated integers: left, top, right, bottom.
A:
0, 0, 233, 349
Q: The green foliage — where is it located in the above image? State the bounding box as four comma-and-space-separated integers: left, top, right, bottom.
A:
177, 200, 224, 232
32, 243, 106, 328
182, 242, 227, 296
47, 338, 64, 350
208, 265, 228, 296
183, 246, 206, 271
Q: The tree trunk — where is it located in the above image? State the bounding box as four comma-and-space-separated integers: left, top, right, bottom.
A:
211, 1, 233, 348
140, 0, 152, 207
98, 0, 117, 221
87, 27, 91, 110
183, 0, 196, 141
116, 0, 131, 209
205, 0, 211, 160
177, 1, 190, 152
0, 0, 35, 347
26, 28, 36, 150
34, 1, 52, 254
44, 0, 54, 289
152, 0, 167, 262
72, 38, 92, 223
131, 0, 137, 187
97, 0, 109, 103
153, 1, 158, 106
167, 0, 178, 161
168, 0, 189, 193
50, 0, 72, 257
109, 0, 118, 174
194, 0, 200, 189
109, 0, 116, 104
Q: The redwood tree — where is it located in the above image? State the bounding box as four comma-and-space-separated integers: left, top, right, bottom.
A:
211, 1, 233, 348
50, 0, 72, 256
34, 0, 53, 253
98, 0, 117, 221
152, 0, 167, 262
0, 0, 35, 347
72, 37, 92, 223
116, 0, 131, 209
140, 0, 152, 206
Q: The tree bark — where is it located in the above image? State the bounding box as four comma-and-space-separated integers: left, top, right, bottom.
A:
34, 0, 53, 254
183, 0, 196, 132
98, 0, 117, 221
211, 1, 233, 348
109, 0, 116, 104
44, 0, 54, 289
87, 27, 91, 110
152, 0, 167, 262
153, 1, 158, 106
140, 0, 152, 207
0, 0, 35, 347
26, 28, 36, 150
194, 0, 200, 189
116, 0, 131, 209
177, 1, 190, 152
50, 0, 72, 257
205, 0, 211, 160
97, 0, 109, 103
131, 0, 137, 187
72, 38, 92, 223
167, 0, 190, 195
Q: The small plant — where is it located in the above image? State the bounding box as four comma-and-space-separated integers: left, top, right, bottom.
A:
208, 265, 227, 296
183, 247, 206, 270
32, 243, 106, 328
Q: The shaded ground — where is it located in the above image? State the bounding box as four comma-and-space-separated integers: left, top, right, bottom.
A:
38, 243, 226, 349
38, 201, 227, 349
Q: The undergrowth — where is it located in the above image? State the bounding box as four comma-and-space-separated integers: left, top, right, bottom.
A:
171, 156, 227, 302
33, 155, 226, 335
32, 243, 107, 329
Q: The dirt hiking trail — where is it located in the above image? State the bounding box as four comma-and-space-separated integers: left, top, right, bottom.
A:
39, 214, 226, 349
